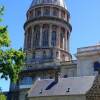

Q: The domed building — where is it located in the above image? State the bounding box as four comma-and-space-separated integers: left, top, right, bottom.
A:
24, 0, 72, 62
9, 0, 100, 100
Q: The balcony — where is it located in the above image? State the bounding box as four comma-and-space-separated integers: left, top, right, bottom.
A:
23, 60, 60, 71
26, 57, 54, 64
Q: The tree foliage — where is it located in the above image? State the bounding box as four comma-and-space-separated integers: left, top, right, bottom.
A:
0, 93, 6, 100
0, 6, 25, 83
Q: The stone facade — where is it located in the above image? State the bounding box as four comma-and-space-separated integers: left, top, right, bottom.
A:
77, 45, 100, 76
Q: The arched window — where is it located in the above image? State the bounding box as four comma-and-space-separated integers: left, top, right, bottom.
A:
43, 51, 46, 59
62, 54, 65, 61
43, 7, 50, 16
35, 7, 41, 17
33, 25, 40, 48
64, 75, 68, 78
51, 25, 57, 47
61, 10, 65, 19
94, 61, 100, 72
50, 49, 53, 59
56, 52, 59, 58
29, 10, 33, 18
42, 24, 49, 47
27, 27, 32, 49
32, 51, 36, 59
60, 28, 65, 49
53, 7, 59, 17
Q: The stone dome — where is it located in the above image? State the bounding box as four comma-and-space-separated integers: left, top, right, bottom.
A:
30, 0, 66, 8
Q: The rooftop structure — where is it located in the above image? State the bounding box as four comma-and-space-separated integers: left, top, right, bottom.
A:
28, 76, 95, 97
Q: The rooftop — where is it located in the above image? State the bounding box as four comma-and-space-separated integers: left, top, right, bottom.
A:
28, 76, 95, 97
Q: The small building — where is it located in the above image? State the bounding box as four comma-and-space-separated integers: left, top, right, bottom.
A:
28, 75, 100, 100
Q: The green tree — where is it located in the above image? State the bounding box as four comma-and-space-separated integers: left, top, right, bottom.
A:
0, 93, 6, 100
0, 6, 25, 83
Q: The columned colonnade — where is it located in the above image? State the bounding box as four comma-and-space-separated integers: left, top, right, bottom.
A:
24, 24, 70, 52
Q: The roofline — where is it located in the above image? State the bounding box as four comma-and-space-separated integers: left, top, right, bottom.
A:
28, 94, 85, 98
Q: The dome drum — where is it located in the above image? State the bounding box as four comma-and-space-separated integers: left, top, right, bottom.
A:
27, 5, 70, 24
24, 0, 72, 62
25, 23, 69, 46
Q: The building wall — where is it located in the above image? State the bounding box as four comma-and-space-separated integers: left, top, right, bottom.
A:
19, 89, 29, 100
29, 95, 86, 100
77, 50, 100, 76
60, 62, 77, 77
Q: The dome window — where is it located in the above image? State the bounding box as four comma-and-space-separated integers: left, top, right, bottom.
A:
43, 7, 50, 16
53, 7, 59, 17
35, 8, 41, 17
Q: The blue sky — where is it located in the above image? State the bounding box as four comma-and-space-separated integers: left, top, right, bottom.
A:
0, 0, 100, 91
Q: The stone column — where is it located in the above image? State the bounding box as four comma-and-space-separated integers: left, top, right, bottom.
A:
33, 9, 35, 18
24, 32, 27, 50
67, 31, 70, 52
64, 30, 67, 51
63, 37, 64, 50
25, 30, 28, 50
41, 7, 43, 16
49, 24, 52, 47
39, 24, 43, 47
31, 25, 34, 49
65, 12, 67, 21
59, 9, 61, 18
50, 7, 53, 16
